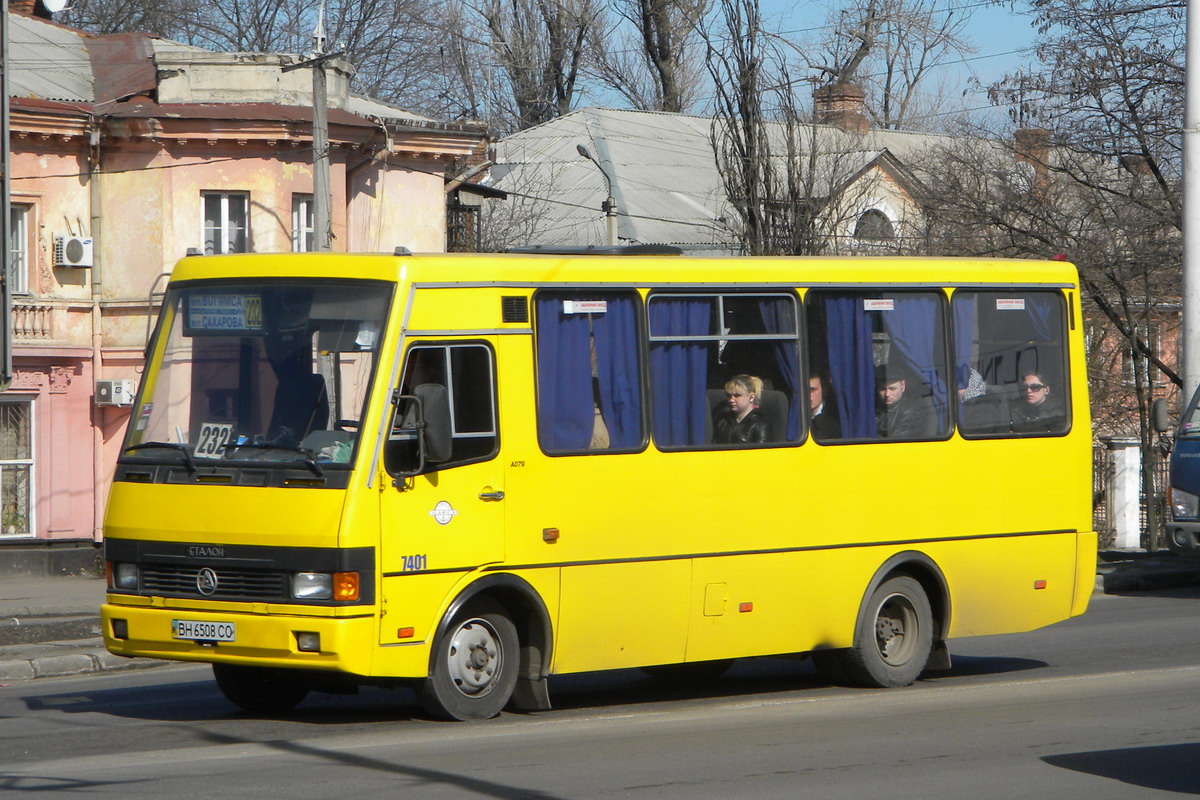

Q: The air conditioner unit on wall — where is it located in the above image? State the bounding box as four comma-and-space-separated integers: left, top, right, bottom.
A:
54, 235, 94, 267
96, 379, 135, 407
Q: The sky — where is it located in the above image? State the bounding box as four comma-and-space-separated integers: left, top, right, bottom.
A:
760, 0, 1042, 117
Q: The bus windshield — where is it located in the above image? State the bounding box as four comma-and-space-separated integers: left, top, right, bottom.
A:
123, 280, 392, 469
1179, 385, 1200, 438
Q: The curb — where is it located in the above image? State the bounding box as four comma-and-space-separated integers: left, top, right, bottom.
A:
0, 638, 169, 682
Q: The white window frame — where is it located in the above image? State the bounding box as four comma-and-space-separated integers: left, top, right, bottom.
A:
8, 204, 30, 295
201, 192, 249, 255
292, 194, 314, 253
0, 397, 35, 539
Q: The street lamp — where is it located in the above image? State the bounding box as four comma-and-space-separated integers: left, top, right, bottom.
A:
576, 144, 618, 246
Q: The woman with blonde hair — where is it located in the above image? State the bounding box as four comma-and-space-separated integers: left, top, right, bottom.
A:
713, 374, 772, 444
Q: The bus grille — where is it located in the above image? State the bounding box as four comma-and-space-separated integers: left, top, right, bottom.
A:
140, 565, 288, 601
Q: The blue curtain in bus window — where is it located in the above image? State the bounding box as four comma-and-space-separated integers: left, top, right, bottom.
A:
592, 296, 642, 449
952, 293, 977, 391
823, 294, 878, 439
758, 297, 801, 439
1016, 292, 1063, 389
650, 297, 710, 446
536, 297, 595, 450
882, 294, 949, 427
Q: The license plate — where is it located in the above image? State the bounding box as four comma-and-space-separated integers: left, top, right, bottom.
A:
172, 619, 236, 642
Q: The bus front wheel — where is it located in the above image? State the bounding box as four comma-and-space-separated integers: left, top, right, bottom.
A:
842, 575, 933, 688
421, 601, 519, 721
212, 663, 310, 713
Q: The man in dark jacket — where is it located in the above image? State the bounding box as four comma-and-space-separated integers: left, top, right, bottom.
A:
875, 366, 936, 439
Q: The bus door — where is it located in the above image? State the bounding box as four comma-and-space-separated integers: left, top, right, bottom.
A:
377, 341, 505, 646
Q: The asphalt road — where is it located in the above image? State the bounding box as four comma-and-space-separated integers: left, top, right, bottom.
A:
2, 587, 1198, 799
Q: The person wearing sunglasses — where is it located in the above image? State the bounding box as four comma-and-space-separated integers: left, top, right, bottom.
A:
1010, 372, 1065, 433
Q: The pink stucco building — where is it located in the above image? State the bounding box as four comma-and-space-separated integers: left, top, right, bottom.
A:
2, 4, 488, 564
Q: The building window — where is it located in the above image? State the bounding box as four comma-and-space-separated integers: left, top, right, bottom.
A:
8, 205, 29, 295
447, 201, 480, 253
853, 209, 895, 241
202, 192, 249, 255
0, 399, 33, 538
292, 194, 314, 252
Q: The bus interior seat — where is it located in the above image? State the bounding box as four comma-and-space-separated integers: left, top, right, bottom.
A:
268, 373, 329, 442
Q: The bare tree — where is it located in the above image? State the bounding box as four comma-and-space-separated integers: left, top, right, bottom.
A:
703, 0, 897, 256
806, 0, 975, 131
592, 0, 709, 112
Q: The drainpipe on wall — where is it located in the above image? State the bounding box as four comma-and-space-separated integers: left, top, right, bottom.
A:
88, 118, 103, 542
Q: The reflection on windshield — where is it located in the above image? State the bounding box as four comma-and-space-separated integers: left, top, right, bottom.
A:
123, 281, 391, 469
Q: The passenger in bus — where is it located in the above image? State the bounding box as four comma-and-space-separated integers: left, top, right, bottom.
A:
713, 374, 773, 444
809, 374, 841, 439
875, 366, 935, 439
1010, 372, 1065, 432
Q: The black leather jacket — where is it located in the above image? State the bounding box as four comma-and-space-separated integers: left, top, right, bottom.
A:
713, 408, 772, 444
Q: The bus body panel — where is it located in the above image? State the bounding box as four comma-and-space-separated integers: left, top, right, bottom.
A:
101, 251, 1095, 707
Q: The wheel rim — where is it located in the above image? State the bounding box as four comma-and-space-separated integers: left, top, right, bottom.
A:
445, 617, 504, 698
873, 592, 920, 666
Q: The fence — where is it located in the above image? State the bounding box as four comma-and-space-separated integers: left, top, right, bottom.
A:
1093, 436, 1170, 551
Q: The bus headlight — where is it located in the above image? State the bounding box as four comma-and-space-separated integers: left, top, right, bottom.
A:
292, 572, 332, 599
292, 571, 359, 601
1170, 487, 1199, 521
108, 562, 139, 590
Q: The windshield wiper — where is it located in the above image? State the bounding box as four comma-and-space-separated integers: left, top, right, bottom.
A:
125, 442, 197, 473
221, 442, 324, 477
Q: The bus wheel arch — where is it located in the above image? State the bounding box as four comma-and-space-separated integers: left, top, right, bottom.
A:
423, 574, 553, 719
817, 552, 951, 688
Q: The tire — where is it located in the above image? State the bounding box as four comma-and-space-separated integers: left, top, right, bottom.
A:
212, 663, 310, 713
840, 575, 934, 688
420, 601, 519, 721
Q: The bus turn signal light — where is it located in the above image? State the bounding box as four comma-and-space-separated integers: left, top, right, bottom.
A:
334, 572, 360, 601
739, 602, 753, 613
1034, 579, 1047, 590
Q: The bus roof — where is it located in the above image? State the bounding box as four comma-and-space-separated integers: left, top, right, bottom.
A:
167, 251, 1080, 289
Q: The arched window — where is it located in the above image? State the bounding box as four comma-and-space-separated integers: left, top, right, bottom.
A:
854, 209, 895, 241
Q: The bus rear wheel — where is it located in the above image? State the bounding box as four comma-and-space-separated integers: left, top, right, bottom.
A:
841, 575, 933, 688
420, 601, 519, 721
213, 663, 310, 713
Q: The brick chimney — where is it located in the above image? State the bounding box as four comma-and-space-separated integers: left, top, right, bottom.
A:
1014, 127, 1051, 196
10, 0, 53, 17
813, 83, 869, 134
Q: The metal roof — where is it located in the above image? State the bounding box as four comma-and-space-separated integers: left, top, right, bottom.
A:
492, 107, 968, 252
7, 13, 93, 102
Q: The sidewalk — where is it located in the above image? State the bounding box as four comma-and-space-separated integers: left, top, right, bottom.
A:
2, 552, 1198, 682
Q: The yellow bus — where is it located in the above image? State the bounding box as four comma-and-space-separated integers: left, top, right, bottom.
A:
101, 248, 1095, 720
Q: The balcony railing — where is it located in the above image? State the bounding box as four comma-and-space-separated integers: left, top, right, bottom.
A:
11, 302, 53, 340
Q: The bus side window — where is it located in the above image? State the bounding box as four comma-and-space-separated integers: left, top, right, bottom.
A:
649, 292, 802, 449
385, 343, 498, 476
805, 290, 951, 442
535, 291, 644, 454
953, 291, 1069, 437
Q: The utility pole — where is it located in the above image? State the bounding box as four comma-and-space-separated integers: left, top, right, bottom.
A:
1184, 0, 1200, 401
281, 3, 340, 252
1, 0, 13, 391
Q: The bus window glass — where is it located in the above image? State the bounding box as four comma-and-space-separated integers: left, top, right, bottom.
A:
648, 292, 801, 448
953, 290, 1069, 436
805, 290, 951, 441
535, 292, 644, 453
126, 281, 391, 469
386, 343, 498, 474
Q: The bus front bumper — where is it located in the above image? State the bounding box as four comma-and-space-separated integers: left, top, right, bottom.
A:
1164, 520, 1200, 555
100, 602, 422, 678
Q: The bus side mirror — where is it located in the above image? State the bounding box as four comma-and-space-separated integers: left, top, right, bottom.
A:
415, 383, 452, 463
388, 383, 452, 480
1152, 397, 1171, 434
